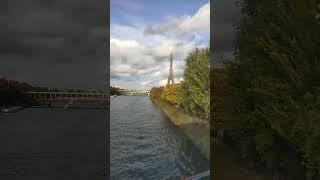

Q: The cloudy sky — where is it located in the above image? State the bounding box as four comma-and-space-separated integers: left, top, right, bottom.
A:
212, 0, 241, 66
0, 0, 239, 90
0, 0, 106, 90
110, 0, 210, 90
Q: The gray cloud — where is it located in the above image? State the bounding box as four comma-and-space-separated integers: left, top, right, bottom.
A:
143, 21, 178, 36
212, 0, 241, 65
110, 32, 198, 89
0, 0, 107, 90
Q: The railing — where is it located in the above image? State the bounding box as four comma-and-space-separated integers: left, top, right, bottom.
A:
26, 91, 108, 100
26, 92, 108, 108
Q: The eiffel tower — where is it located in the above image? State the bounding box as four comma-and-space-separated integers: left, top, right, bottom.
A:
166, 52, 175, 86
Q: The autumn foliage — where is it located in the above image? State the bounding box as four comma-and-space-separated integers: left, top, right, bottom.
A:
161, 83, 182, 105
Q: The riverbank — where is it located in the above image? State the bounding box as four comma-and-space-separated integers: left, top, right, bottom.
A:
150, 96, 210, 160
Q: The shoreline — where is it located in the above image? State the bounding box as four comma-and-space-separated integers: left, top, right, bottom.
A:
149, 96, 210, 160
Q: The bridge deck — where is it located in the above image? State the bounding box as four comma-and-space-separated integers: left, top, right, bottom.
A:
30, 106, 108, 109
26, 91, 108, 100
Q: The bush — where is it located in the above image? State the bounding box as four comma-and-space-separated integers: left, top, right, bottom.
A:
162, 83, 182, 105
149, 87, 164, 99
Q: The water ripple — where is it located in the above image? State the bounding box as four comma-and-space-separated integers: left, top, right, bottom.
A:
111, 96, 209, 179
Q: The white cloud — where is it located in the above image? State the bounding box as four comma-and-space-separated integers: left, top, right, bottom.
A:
159, 79, 168, 87
110, 1, 210, 90
178, 2, 210, 34
111, 24, 142, 40
144, 2, 210, 36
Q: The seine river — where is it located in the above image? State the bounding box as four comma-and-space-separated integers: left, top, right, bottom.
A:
0, 96, 209, 179
0, 107, 107, 180
111, 96, 209, 179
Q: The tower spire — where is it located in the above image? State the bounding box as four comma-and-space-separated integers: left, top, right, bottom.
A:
166, 52, 175, 86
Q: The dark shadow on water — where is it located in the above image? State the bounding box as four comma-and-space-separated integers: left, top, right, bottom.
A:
0, 108, 107, 180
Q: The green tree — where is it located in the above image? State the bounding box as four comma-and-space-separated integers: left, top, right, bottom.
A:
0, 78, 46, 107
181, 47, 210, 121
149, 87, 164, 99
110, 86, 122, 95
217, 0, 320, 179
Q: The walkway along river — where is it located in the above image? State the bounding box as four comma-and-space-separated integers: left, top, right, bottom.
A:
110, 96, 209, 179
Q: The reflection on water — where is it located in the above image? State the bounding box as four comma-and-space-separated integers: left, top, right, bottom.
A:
111, 96, 209, 179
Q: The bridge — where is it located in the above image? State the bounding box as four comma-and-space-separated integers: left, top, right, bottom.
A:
26, 91, 108, 105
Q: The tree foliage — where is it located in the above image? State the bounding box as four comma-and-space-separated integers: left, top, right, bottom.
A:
0, 78, 43, 107
110, 86, 122, 95
149, 87, 164, 100
162, 83, 182, 105
181, 48, 210, 121
214, 0, 320, 179
211, 66, 234, 130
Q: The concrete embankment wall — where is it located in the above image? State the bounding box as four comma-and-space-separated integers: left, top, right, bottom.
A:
150, 96, 210, 160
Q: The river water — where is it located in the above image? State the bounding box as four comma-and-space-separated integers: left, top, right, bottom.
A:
0, 96, 209, 179
110, 96, 209, 179
0, 107, 107, 180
